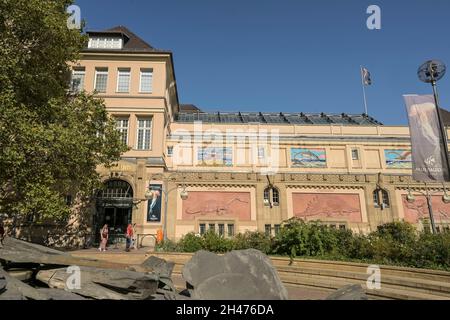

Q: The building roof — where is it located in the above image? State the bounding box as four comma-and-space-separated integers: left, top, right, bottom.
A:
175, 111, 382, 125
84, 25, 169, 53
179, 104, 203, 113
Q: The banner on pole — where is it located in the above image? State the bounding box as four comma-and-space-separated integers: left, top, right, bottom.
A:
404, 94, 450, 182
147, 184, 162, 222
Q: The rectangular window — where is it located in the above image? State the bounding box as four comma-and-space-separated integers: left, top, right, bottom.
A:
274, 224, 281, 236
140, 69, 153, 93
71, 68, 85, 92
227, 224, 235, 237
265, 224, 272, 237
88, 36, 123, 49
167, 146, 173, 157
351, 149, 359, 160
116, 117, 129, 145
339, 224, 346, 230
136, 117, 152, 150
209, 223, 215, 233
94, 68, 108, 93
218, 224, 225, 237
117, 68, 131, 93
258, 146, 265, 159
199, 223, 206, 235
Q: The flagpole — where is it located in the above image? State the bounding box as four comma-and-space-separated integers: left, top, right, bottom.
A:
360, 65, 368, 115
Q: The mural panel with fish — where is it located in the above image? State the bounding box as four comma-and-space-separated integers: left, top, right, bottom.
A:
384, 149, 412, 169
291, 148, 326, 168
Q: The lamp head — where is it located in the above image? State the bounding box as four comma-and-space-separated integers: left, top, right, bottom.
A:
418, 60, 446, 83
145, 189, 153, 199
443, 193, 450, 204
406, 193, 415, 203
180, 189, 188, 200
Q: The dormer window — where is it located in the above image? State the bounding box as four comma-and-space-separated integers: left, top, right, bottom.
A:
88, 36, 123, 49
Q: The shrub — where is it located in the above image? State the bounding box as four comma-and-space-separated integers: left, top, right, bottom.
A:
155, 239, 179, 252
154, 220, 450, 271
374, 221, 417, 244
202, 230, 233, 253
413, 232, 450, 269
232, 231, 273, 254
177, 232, 203, 252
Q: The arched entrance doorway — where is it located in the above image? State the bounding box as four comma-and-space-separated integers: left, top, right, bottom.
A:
95, 180, 134, 238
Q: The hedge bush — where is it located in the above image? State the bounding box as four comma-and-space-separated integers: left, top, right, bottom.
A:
155, 219, 450, 270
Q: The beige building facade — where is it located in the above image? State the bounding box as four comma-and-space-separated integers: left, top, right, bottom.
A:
69, 26, 450, 244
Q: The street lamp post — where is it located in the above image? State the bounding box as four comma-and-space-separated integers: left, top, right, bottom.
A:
406, 183, 450, 234
417, 60, 450, 174
145, 173, 188, 242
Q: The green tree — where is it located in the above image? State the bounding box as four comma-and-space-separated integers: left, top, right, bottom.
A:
0, 0, 128, 224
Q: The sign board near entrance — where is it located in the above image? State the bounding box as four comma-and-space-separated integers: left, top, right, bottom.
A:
147, 184, 162, 222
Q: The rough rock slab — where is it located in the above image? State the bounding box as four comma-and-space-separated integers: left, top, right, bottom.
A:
192, 273, 260, 300
7, 269, 33, 282
224, 249, 289, 300
0, 276, 6, 293
182, 250, 227, 287
0, 268, 48, 300
182, 249, 289, 300
37, 288, 88, 300
142, 256, 175, 278
325, 284, 369, 300
36, 266, 159, 300
0, 238, 149, 271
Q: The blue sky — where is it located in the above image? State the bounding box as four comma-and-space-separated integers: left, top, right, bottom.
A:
75, 0, 450, 125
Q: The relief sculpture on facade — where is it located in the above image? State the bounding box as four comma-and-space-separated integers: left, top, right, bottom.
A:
402, 195, 450, 224
292, 193, 362, 222
182, 191, 251, 220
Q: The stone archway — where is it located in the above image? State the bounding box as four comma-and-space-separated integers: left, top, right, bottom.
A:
95, 179, 134, 240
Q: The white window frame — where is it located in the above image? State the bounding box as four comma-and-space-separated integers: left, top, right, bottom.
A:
88, 36, 123, 49
351, 148, 359, 160
116, 68, 131, 93
258, 146, 265, 159
136, 117, 152, 150
167, 146, 173, 157
71, 68, 85, 92
94, 68, 108, 93
139, 68, 153, 93
115, 117, 129, 146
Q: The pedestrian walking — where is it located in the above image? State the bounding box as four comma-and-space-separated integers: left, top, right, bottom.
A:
125, 223, 133, 252
132, 223, 138, 250
99, 224, 109, 252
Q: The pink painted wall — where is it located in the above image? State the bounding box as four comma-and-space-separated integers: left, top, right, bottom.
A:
401, 195, 450, 224
182, 191, 251, 221
292, 193, 362, 222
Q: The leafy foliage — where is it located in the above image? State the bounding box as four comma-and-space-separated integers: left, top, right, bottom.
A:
0, 0, 128, 223
156, 220, 450, 271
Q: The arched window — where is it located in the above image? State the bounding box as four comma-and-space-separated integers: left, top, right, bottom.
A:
373, 188, 390, 209
272, 188, 279, 206
98, 179, 133, 199
264, 187, 280, 207
381, 189, 390, 208
373, 189, 380, 208
263, 188, 270, 206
